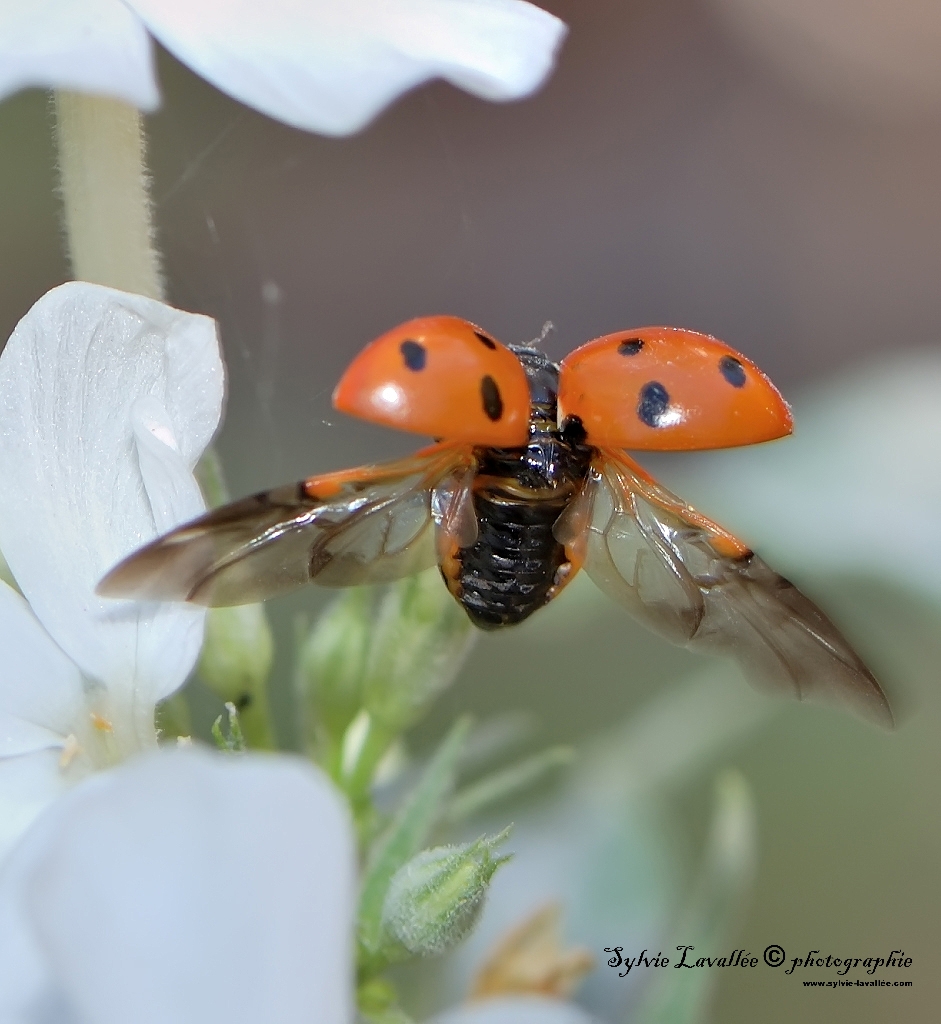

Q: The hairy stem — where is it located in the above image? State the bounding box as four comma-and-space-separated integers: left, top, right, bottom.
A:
54, 92, 163, 299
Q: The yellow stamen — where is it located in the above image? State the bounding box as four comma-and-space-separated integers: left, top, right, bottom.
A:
59, 734, 81, 769
468, 903, 594, 1001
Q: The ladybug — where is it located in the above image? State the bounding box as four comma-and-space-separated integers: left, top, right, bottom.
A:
98, 316, 891, 725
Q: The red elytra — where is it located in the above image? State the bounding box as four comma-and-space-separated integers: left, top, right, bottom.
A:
336, 319, 792, 451
556, 326, 792, 450
333, 316, 531, 447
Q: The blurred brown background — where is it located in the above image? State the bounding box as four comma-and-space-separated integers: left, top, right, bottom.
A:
2, 0, 940, 1020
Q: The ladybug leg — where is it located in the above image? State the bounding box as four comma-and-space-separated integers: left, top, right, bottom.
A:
437, 532, 464, 601
432, 463, 479, 602
545, 535, 586, 603
545, 478, 594, 604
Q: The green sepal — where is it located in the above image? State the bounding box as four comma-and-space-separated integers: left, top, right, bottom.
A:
445, 745, 575, 824
357, 716, 472, 973
380, 830, 512, 958
211, 702, 246, 753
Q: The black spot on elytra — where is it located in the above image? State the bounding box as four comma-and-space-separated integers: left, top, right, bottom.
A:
561, 414, 587, 445
638, 381, 670, 427
400, 339, 426, 371
474, 330, 497, 350
719, 355, 746, 388
618, 338, 644, 356
481, 375, 503, 421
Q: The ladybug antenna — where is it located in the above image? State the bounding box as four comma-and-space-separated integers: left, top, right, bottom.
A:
528, 321, 554, 348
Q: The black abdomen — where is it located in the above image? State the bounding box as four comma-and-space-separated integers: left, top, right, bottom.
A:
457, 487, 570, 629
446, 345, 592, 630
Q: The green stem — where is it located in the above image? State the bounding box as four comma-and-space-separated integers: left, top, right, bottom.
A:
318, 731, 345, 783
345, 715, 395, 810
54, 92, 164, 299
194, 447, 231, 507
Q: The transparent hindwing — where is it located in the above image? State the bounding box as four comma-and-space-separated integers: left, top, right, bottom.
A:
97, 443, 477, 606
561, 449, 892, 726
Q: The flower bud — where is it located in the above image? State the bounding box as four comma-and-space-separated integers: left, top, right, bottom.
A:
363, 569, 475, 733
199, 604, 274, 703
381, 832, 511, 957
199, 604, 274, 747
296, 587, 373, 745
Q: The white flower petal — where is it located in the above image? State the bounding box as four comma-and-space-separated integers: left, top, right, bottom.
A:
0, 282, 224, 704
127, 0, 566, 135
663, 351, 941, 602
430, 998, 602, 1024
0, 748, 355, 1024
131, 395, 207, 533
0, 750, 73, 866
0, 0, 159, 109
0, 581, 82, 756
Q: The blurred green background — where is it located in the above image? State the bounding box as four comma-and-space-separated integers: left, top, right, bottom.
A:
2, 0, 940, 1020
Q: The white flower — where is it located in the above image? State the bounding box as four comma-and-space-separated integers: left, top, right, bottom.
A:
0, 747, 355, 1024
0, 281, 224, 860
430, 999, 602, 1024
0, 0, 567, 135
0, 743, 587, 1024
